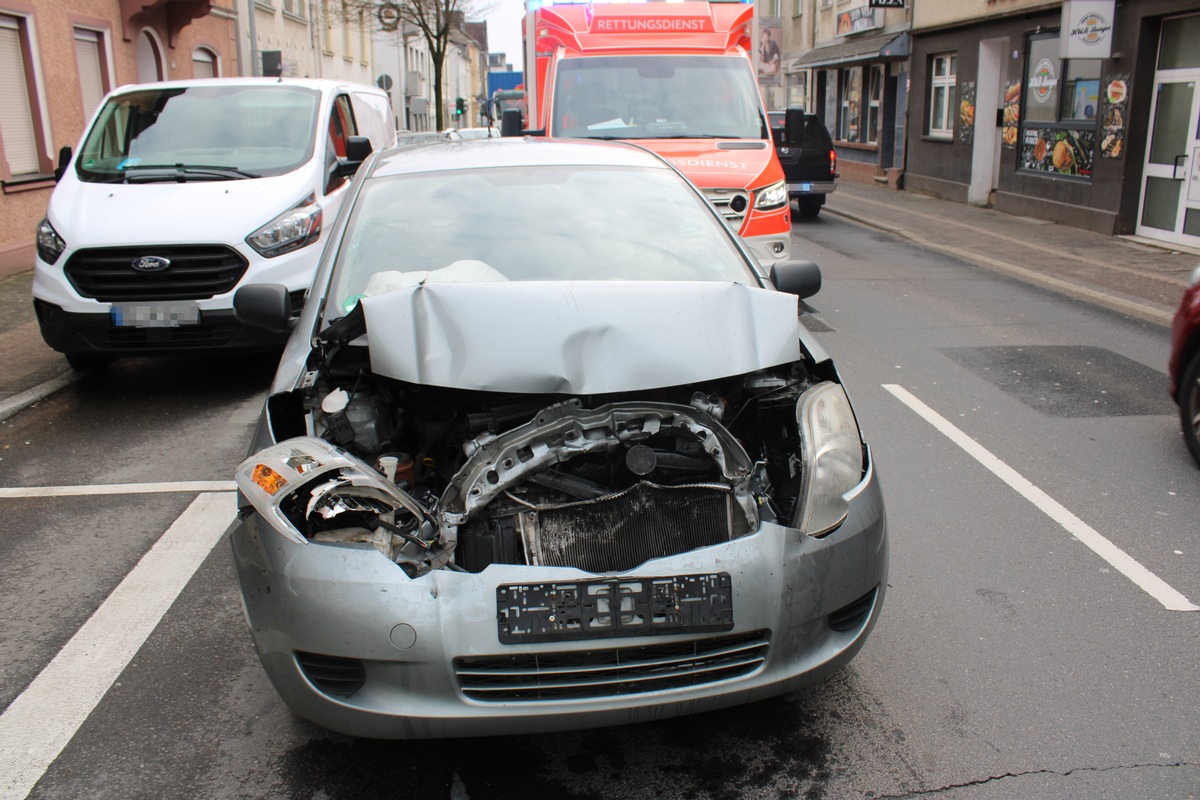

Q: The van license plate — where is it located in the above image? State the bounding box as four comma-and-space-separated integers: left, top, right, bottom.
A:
800, 182, 812, 192
111, 302, 200, 328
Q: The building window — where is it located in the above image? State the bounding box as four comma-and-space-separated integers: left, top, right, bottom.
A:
192, 46, 217, 78
866, 64, 882, 144
928, 52, 956, 139
74, 28, 110, 121
837, 66, 861, 142
136, 29, 164, 82
1018, 32, 1098, 178
0, 13, 45, 179
793, 0, 803, 17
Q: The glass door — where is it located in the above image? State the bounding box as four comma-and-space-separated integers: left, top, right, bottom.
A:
1136, 15, 1200, 248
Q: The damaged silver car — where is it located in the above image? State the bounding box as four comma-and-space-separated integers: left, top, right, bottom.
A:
230, 137, 887, 739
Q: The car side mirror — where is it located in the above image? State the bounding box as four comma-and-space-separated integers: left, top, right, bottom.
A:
500, 108, 523, 137
770, 260, 822, 299
54, 146, 72, 182
234, 284, 294, 332
334, 136, 373, 178
784, 107, 806, 147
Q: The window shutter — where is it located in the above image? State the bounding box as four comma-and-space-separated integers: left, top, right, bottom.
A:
192, 48, 214, 78
75, 29, 106, 121
0, 18, 40, 176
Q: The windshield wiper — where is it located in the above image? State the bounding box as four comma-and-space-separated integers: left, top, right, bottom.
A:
121, 163, 260, 182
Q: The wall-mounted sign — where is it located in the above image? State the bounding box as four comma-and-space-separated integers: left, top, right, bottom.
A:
1061, 0, 1115, 60
837, 6, 880, 36
868, 0, 905, 7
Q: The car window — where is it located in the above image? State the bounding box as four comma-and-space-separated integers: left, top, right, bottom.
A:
75, 85, 320, 182
328, 164, 759, 316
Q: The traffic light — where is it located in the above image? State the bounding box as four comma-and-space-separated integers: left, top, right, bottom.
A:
455, 97, 465, 116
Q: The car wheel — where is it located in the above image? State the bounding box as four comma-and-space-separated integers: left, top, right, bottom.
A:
798, 198, 822, 219
1181, 351, 1200, 467
65, 353, 111, 372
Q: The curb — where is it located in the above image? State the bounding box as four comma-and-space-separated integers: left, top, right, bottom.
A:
823, 206, 1175, 328
0, 370, 77, 422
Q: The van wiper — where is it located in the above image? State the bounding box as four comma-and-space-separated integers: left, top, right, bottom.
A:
121, 163, 260, 182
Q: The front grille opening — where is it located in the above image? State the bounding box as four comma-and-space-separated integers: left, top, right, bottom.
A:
295, 651, 366, 698
828, 587, 878, 632
455, 630, 769, 702
65, 245, 248, 301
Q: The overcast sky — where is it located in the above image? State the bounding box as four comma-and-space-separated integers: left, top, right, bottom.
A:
484, 0, 525, 71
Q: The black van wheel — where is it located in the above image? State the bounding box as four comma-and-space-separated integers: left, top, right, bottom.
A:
66, 353, 111, 372
797, 198, 822, 218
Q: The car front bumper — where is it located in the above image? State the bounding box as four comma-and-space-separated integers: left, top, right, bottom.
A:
229, 458, 887, 739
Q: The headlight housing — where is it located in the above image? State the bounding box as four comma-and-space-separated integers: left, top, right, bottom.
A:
795, 381, 865, 536
246, 193, 322, 258
36, 218, 65, 264
754, 180, 788, 211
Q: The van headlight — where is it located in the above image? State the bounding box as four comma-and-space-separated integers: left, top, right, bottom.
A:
36, 218, 66, 264
795, 381, 865, 536
754, 180, 788, 211
246, 193, 322, 258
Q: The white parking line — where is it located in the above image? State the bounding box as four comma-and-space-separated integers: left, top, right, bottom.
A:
883, 384, 1198, 613
0, 481, 236, 498
0, 492, 237, 800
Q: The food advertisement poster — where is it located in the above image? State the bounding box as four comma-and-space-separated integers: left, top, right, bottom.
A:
1002, 80, 1021, 150
1020, 128, 1094, 177
958, 81, 975, 145
1099, 72, 1129, 159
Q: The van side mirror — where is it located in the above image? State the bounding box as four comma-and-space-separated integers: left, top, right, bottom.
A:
54, 146, 72, 182
770, 260, 822, 299
500, 108, 523, 137
784, 107, 806, 147
334, 136, 373, 178
234, 284, 294, 332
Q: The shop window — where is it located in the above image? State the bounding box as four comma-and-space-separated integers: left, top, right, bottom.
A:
866, 65, 882, 144
838, 67, 861, 143
0, 13, 47, 180
1018, 32, 1098, 178
928, 52, 956, 140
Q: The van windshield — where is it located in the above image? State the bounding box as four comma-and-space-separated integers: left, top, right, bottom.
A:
75, 84, 321, 183
552, 55, 767, 140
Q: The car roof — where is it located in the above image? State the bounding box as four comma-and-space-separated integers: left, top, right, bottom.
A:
106, 77, 384, 97
370, 137, 673, 177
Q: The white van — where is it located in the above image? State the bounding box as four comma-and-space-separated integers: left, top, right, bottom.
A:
33, 78, 396, 369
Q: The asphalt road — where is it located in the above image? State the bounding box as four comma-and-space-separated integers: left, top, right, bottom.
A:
0, 213, 1196, 799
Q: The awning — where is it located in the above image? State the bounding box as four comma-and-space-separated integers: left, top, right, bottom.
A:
791, 31, 911, 69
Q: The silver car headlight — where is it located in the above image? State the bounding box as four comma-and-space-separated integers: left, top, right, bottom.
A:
795, 381, 865, 536
246, 193, 322, 258
754, 180, 788, 211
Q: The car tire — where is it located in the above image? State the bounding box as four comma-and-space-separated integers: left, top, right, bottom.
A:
65, 353, 111, 372
1181, 351, 1200, 467
798, 198, 822, 219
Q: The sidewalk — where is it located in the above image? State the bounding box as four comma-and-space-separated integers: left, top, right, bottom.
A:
2, 185, 1197, 420
823, 181, 1198, 327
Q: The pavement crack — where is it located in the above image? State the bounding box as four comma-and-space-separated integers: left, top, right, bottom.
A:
870, 760, 1198, 798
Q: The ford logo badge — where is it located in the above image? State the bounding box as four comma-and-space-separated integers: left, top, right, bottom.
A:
132, 255, 171, 272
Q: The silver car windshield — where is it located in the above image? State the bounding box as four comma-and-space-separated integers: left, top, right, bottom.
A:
327, 164, 758, 317
75, 85, 320, 183
552, 55, 767, 140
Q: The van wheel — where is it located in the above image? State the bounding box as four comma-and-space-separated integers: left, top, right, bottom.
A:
1181, 352, 1200, 467
66, 353, 111, 372
798, 198, 822, 218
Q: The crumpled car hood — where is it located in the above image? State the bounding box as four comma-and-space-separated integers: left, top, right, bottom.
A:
360, 281, 802, 394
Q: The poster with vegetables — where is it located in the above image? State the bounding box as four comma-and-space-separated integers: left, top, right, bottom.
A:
1020, 128, 1094, 177
1002, 80, 1020, 150
958, 81, 976, 145
1099, 73, 1129, 159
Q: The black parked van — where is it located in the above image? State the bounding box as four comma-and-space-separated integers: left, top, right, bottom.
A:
769, 111, 838, 219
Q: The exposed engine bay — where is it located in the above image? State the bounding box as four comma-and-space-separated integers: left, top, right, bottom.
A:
247, 343, 830, 578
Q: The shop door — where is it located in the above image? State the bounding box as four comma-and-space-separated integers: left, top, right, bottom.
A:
1136, 16, 1200, 248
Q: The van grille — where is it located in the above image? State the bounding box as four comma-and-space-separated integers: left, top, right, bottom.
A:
702, 188, 750, 231
65, 245, 248, 301
455, 630, 769, 702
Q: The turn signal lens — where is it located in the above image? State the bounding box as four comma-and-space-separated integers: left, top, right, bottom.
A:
251, 464, 288, 495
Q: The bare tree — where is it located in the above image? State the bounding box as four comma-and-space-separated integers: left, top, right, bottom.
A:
369, 0, 494, 130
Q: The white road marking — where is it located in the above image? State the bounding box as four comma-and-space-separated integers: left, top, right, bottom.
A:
883, 384, 1198, 613
0, 492, 237, 800
0, 481, 236, 498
